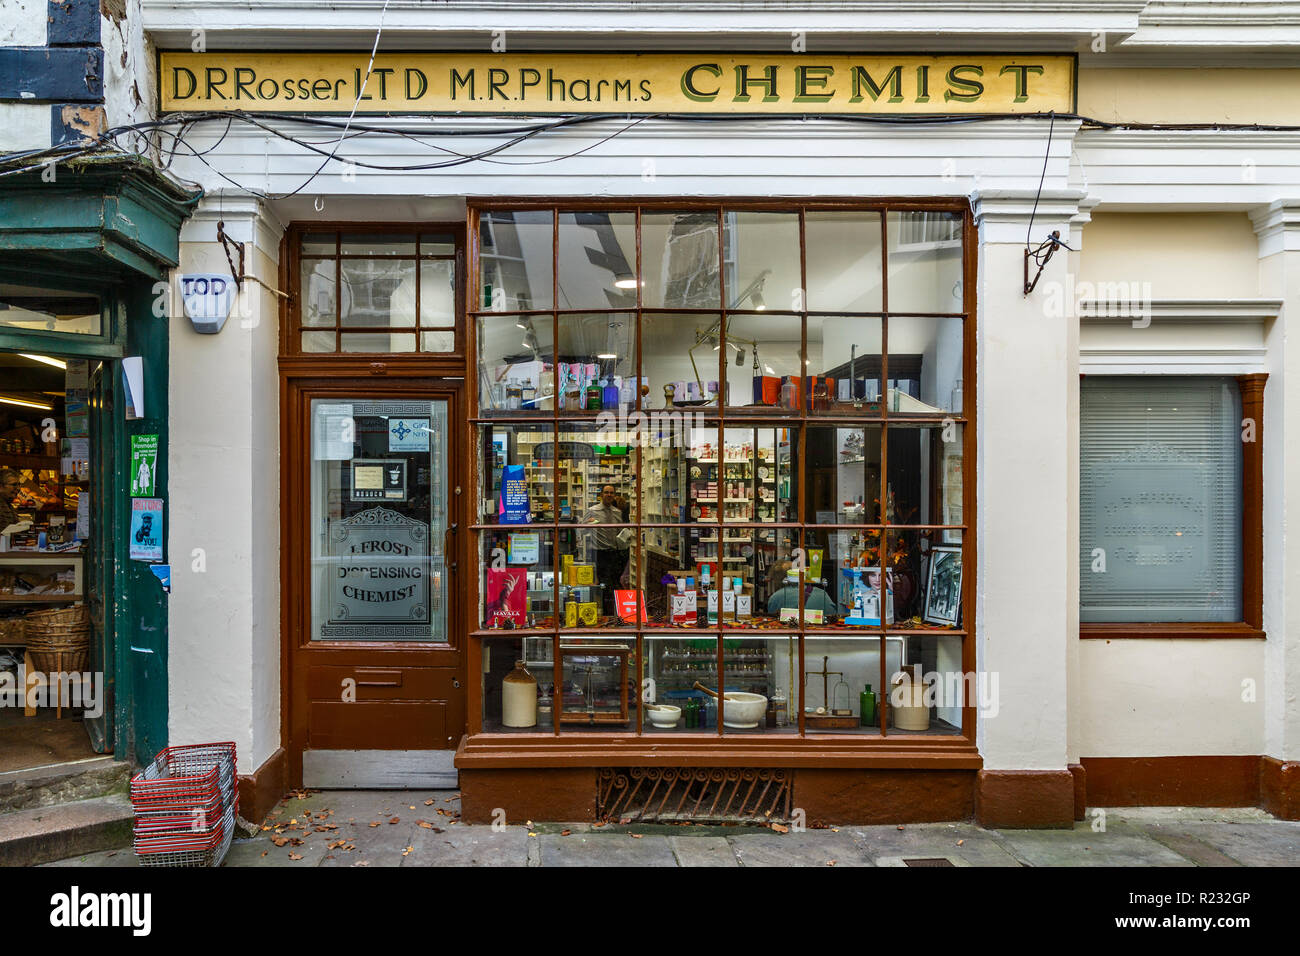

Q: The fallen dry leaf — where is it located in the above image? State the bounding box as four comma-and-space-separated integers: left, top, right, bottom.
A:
827, 860, 837, 866
271, 836, 290, 847
354, 861, 370, 867
528, 831, 537, 837
897, 825, 905, 831
409, 806, 416, 810
289, 819, 298, 825
956, 839, 965, 846
260, 850, 268, 858
629, 833, 643, 839
770, 823, 790, 834
329, 840, 347, 850
417, 820, 434, 829
560, 829, 572, 836
402, 846, 413, 856
389, 817, 400, 825
288, 852, 303, 861
368, 822, 381, 828
425, 799, 434, 806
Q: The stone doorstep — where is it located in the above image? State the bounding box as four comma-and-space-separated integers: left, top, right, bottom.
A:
0, 793, 134, 867
0, 756, 130, 814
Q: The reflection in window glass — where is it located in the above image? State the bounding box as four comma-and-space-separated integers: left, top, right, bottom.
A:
341, 260, 416, 328
887, 211, 963, 314
558, 211, 637, 311
477, 315, 554, 415
643, 313, 723, 408
419, 259, 455, 327
300, 260, 336, 326
723, 211, 801, 313
0, 284, 101, 336
807, 316, 883, 412
556, 313, 637, 411
805, 211, 883, 312
724, 313, 801, 409
641, 212, 720, 309
887, 315, 963, 414
479, 210, 554, 311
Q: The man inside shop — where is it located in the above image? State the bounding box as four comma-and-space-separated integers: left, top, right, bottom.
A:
582, 484, 630, 616
0, 468, 28, 534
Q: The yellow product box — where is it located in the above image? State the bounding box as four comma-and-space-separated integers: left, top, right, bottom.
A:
578, 602, 600, 626
565, 601, 578, 628
566, 563, 595, 586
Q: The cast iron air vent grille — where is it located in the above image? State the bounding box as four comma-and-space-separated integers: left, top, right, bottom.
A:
597, 768, 792, 824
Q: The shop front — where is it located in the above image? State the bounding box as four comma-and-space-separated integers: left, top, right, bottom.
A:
0, 159, 192, 772
143, 15, 1300, 828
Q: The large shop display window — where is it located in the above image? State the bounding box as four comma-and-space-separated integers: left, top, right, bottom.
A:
472, 203, 972, 741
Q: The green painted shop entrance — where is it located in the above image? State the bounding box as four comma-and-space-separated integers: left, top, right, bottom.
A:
0, 158, 197, 769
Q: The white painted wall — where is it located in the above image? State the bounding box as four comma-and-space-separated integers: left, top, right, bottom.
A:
0, 0, 46, 45
168, 198, 282, 775
1076, 640, 1266, 756
973, 190, 1082, 771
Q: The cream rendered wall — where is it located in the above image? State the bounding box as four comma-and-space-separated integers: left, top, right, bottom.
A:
1076, 642, 1266, 756
168, 201, 282, 775
1070, 210, 1271, 760
1075, 213, 1260, 300
1078, 69, 1300, 127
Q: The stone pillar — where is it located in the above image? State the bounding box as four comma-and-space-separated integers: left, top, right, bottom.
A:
167, 193, 285, 819
1251, 199, 1300, 819
969, 188, 1087, 827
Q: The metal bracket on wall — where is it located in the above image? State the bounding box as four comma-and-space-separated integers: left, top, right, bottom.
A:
216, 220, 291, 301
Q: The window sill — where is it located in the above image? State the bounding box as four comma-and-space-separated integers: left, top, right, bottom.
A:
1079, 622, 1265, 640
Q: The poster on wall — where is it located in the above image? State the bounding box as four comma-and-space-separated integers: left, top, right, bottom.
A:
129, 497, 163, 562
131, 434, 159, 497
498, 463, 530, 524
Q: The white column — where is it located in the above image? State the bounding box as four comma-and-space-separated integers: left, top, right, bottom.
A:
168, 193, 284, 776
1251, 199, 1300, 765
971, 188, 1087, 771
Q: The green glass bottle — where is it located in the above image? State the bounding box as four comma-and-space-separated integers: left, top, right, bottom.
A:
860, 684, 876, 727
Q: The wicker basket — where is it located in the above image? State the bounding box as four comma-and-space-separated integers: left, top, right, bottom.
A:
24, 605, 90, 673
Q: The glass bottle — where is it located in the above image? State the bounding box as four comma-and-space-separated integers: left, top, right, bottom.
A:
860, 683, 876, 727
772, 687, 788, 728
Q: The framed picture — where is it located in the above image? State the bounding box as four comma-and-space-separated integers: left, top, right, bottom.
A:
923, 545, 963, 627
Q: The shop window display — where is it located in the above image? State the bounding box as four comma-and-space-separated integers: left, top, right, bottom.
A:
471, 202, 971, 740
0, 352, 92, 687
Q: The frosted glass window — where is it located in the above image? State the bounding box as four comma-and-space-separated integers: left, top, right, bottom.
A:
1080, 377, 1242, 623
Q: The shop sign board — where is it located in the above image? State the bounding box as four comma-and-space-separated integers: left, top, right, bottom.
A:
327, 506, 429, 628
159, 53, 1075, 115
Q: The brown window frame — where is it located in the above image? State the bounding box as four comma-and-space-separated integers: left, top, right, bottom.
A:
1078, 372, 1266, 641
280, 222, 466, 360
463, 197, 980, 759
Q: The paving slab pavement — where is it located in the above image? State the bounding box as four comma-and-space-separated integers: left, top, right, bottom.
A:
37, 791, 1300, 867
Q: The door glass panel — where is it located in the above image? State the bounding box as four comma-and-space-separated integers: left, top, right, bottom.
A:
310, 399, 449, 642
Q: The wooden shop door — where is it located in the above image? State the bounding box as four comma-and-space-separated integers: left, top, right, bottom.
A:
286, 381, 466, 788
